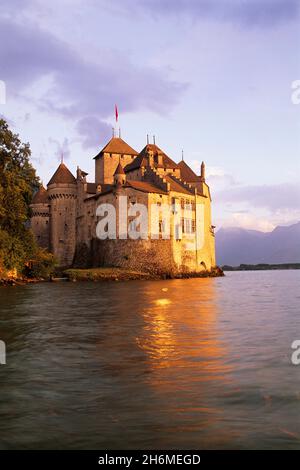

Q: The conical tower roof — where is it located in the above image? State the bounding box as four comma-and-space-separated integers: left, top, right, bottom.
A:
114, 161, 125, 175
47, 163, 76, 186
32, 185, 48, 204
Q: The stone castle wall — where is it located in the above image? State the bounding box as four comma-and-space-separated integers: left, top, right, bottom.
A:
48, 183, 77, 267
30, 204, 50, 249
95, 153, 136, 185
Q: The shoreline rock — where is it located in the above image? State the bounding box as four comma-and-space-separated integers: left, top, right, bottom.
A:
0, 277, 44, 287
63, 266, 224, 282
1, 267, 224, 286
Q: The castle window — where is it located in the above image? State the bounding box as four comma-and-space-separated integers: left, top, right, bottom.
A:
181, 218, 185, 233
185, 219, 192, 234
175, 223, 181, 240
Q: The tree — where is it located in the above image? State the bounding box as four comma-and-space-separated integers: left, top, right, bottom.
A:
0, 118, 39, 235
0, 118, 55, 277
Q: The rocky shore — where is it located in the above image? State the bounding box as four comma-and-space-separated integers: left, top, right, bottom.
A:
63, 266, 224, 282
0, 266, 224, 286
0, 277, 42, 287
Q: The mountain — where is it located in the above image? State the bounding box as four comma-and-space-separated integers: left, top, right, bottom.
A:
216, 222, 300, 266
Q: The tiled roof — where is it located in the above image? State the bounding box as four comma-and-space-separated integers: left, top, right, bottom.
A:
85, 180, 166, 200
164, 175, 194, 195
124, 144, 178, 172
178, 160, 199, 183
94, 137, 138, 159
127, 180, 167, 194
47, 163, 76, 186
32, 186, 48, 204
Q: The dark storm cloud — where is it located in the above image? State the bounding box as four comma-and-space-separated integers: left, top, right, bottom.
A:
0, 15, 186, 147
215, 183, 300, 212
116, 0, 299, 26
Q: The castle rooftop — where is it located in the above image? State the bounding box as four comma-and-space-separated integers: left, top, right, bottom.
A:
124, 143, 178, 172
94, 137, 138, 159
32, 185, 48, 204
47, 163, 76, 186
177, 160, 200, 183
114, 161, 125, 175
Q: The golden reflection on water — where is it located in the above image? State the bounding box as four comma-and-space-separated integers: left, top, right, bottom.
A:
137, 279, 231, 377
134, 278, 234, 446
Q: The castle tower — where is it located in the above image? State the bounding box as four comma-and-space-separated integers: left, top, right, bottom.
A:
47, 163, 77, 267
94, 136, 138, 185
30, 185, 50, 249
114, 161, 126, 186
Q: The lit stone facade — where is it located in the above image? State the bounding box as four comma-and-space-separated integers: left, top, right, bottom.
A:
31, 136, 216, 273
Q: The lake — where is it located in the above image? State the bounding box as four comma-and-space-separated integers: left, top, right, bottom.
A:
0, 271, 299, 449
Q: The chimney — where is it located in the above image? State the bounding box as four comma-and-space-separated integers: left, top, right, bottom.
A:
200, 161, 205, 182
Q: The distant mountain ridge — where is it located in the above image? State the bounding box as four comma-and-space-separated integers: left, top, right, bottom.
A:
216, 221, 300, 266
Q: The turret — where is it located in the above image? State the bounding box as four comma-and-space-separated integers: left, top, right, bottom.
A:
47, 162, 77, 267
114, 161, 126, 186
30, 185, 50, 249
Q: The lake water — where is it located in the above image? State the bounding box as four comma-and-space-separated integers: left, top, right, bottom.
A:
0, 271, 300, 449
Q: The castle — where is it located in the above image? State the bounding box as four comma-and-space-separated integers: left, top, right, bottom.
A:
30, 134, 216, 275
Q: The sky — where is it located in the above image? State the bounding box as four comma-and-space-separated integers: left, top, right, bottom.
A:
1, 0, 300, 231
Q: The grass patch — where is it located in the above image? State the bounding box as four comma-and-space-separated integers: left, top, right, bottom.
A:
63, 267, 155, 281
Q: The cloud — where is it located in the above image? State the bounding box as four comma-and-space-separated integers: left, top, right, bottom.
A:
215, 183, 300, 212
49, 137, 71, 161
0, 14, 187, 148
115, 0, 299, 27
76, 117, 112, 149
220, 212, 276, 232
205, 166, 238, 189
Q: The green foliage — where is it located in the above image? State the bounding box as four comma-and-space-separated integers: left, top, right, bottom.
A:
0, 118, 39, 235
0, 228, 35, 272
0, 118, 54, 279
24, 249, 57, 279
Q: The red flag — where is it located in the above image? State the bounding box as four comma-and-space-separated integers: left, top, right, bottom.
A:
115, 104, 118, 122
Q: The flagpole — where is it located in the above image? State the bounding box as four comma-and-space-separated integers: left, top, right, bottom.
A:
115, 104, 119, 137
